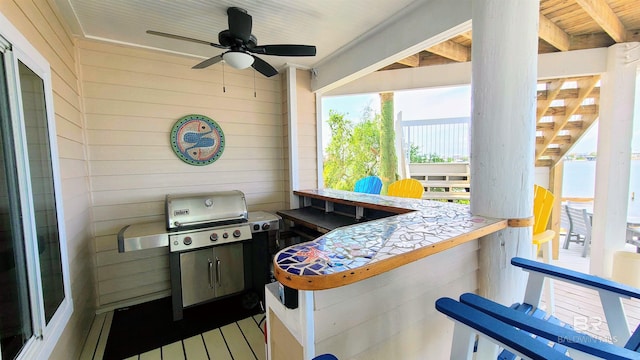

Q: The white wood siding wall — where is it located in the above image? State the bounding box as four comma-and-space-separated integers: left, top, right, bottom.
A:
0, 1, 95, 359
76, 40, 286, 307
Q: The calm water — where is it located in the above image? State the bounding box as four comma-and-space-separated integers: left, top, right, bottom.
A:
563, 160, 640, 218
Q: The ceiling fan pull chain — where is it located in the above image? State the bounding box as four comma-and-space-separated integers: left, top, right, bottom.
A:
253, 69, 257, 98
222, 62, 226, 93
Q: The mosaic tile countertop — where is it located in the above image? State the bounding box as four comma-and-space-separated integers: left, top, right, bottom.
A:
273, 189, 508, 290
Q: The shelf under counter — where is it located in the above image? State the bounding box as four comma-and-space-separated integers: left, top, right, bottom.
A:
277, 207, 359, 234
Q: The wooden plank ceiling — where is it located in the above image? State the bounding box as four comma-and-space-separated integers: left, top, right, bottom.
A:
381, 0, 638, 167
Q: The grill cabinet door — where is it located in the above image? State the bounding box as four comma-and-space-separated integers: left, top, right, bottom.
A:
180, 248, 216, 307
213, 242, 245, 298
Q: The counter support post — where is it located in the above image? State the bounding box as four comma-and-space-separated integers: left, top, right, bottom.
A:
301, 290, 316, 360
471, 0, 538, 305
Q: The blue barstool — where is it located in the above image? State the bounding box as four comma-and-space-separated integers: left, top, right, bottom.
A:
313, 354, 338, 360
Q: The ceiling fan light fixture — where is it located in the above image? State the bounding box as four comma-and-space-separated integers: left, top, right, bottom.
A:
222, 51, 254, 69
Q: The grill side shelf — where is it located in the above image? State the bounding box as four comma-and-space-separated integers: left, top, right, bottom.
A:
117, 221, 169, 252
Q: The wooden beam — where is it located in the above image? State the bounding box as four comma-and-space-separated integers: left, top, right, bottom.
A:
427, 40, 471, 62
574, 0, 627, 42
535, 159, 553, 167
539, 14, 570, 51
418, 52, 458, 66
544, 104, 598, 116
537, 121, 584, 131
397, 54, 420, 67
570, 32, 615, 50
535, 135, 572, 145
537, 87, 601, 101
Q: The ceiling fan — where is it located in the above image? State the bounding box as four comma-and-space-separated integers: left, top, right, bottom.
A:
147, 7, 316, 77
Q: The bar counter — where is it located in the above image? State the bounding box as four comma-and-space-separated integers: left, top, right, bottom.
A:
273, 189, 507, 290
266, 189, 508, 360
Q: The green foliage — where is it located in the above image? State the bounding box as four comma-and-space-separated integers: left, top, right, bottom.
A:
408, 144, 455, 163
323, 110, 381, 191
408, 144, 428, 163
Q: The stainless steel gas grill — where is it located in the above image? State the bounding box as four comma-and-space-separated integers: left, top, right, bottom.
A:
118, 191, 280, 320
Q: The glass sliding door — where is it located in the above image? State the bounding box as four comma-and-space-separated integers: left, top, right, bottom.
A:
18, 61, 64, 323
0, 45, 33, 360
0, 21, 72, 358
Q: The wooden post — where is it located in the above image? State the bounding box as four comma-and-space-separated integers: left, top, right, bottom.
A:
550, 161, 564, 260
380, 92, 397, 193
471, 0, 539, 304
590, 43, 639, 277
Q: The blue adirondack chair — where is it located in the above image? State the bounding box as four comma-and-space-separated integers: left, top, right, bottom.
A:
436, 257, 640, 359
353, 176, 383, 194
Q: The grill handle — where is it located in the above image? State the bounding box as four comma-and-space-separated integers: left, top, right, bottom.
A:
172, 215, 247, 229
216, 257, 222, 286
208, 259, 214, 288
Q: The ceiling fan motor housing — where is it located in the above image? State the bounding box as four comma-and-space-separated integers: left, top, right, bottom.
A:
218, 30, 257, 49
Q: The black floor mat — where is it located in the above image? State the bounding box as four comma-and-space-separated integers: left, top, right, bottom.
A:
103, 294, 261, 360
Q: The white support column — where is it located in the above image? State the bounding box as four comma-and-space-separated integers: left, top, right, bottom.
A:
590, 43, 640, 277
316, 91, 324, 189
286, 66, 300, 208
471, 0, 539, 304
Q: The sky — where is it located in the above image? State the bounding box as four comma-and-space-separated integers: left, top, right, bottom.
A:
321, 82, 640, 155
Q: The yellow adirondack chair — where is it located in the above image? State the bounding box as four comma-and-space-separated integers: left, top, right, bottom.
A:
387, 179, 424, 199
532, 184, 556, 313
533, 184, 555, 251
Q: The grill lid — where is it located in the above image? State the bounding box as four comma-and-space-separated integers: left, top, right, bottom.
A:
165, 190, 248, 230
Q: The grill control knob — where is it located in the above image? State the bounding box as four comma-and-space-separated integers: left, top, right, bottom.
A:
253, 224, 260, 231
223, 232, 229, 239
183, 236, 192, 246
233, 229, 241, 238
204, 198, 214, 207
210, 233, 218, 242
262, 223, 271, 230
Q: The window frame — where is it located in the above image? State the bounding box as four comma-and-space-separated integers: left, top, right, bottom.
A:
0, 12, 73, 360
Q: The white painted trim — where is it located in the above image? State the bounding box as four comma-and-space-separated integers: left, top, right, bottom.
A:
315, 92, 324, 188
286, 66, 299, 208
9, 45, 47, 339
281, 62, 312, 71
325, 47, 608, 96
311, 0, 472, 93
537, 47, 608, 80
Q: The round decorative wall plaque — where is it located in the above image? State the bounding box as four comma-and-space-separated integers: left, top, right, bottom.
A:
170, 114, 225, 166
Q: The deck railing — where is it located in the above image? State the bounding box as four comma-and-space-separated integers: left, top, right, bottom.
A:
399, 112, 470, 163
398, 112, 471, 201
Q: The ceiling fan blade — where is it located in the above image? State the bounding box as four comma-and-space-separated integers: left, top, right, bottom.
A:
251, 44, 316, 57
251, 55, 278, 77
227, 7, 252, 43
192, 55, 223, 69
147, 30, 227, 49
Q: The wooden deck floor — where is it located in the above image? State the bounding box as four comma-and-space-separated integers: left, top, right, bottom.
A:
543, 241, 640, 344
